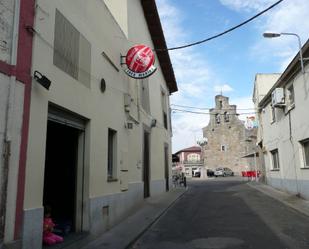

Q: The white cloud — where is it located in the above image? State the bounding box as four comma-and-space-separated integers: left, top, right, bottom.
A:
220, 0, 309, 71
214, 84, 234, 94
157, 0, 216, 152
172, 112, 208, 153
230, 95, 255, 121
157, 0, 279, 152
219, 0, 273, 12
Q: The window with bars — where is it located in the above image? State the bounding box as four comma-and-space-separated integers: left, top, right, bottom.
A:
53, 9, 91, 88
271, 149, 280, 170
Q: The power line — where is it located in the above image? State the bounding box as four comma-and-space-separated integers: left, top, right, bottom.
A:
158, 0, 284, 51
171, 108, 257, 115
171, 104, 255, 111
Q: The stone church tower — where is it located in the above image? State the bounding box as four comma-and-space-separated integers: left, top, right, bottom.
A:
202, 95, 256, 175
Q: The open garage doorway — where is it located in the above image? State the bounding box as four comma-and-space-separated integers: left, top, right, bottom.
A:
43, 106, 86, 235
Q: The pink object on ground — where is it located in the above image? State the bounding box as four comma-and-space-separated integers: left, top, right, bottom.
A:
43, 218, 63, 245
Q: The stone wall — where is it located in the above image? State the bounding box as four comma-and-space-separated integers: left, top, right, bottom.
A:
0, 0, 15, 63
202, 95, 256, 174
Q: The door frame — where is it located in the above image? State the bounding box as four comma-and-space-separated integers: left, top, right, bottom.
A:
46, 104, 89, 232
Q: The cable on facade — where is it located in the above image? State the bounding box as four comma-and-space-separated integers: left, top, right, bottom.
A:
156, 0, 284, 51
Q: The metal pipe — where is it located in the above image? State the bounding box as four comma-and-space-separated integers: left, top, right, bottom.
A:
280, 33, 305, 74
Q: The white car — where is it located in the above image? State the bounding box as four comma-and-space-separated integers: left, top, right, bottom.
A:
214, 167, 234, 177
192, 168, 201, 177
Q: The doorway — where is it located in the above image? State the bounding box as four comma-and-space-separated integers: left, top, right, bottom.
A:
143, 131, 150, 198
43, 117, 84, 234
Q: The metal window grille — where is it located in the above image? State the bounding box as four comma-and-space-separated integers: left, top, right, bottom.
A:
54, 10, 91, 87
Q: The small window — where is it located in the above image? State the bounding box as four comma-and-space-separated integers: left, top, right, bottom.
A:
221, 145, 226, 152
301, 139, 309, 168
219, 101, 223, 109
271, 149, 280, 170
107, 128, 117, 180
187, 153, 200, 162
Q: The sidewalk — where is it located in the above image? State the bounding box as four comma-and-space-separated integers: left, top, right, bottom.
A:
69, 187, 187, 249
247, 181, 309, 217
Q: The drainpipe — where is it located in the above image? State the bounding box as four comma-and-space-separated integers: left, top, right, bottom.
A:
288, 111, 300, 195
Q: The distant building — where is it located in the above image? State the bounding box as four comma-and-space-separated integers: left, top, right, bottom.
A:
202, 95, 257, 175
252, 73, 281, 181
173, 146, 203, 177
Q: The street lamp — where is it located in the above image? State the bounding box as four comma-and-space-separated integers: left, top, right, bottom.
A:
263, 32, 305, 74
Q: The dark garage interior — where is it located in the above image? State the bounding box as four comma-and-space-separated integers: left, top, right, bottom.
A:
43, 120, 80, 233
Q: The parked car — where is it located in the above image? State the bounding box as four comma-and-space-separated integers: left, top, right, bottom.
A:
214, 167, 234, 177
207, 169, 214, 177
192, 167, 201, 177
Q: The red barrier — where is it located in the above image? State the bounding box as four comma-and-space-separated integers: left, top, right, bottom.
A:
242, 171, 261, 177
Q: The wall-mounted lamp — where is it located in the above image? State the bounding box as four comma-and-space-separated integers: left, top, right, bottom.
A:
150, 119, 157, 128
34, 71, 51, 90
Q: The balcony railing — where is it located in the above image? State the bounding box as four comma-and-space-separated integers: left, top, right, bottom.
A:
182, 160, 204, 165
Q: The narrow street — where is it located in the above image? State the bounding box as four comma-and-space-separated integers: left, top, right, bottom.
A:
131, 178, 309, 249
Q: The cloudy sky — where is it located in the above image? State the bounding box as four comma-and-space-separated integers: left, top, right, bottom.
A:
156, 0, 309, 152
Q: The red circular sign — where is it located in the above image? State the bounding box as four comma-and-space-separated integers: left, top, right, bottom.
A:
126, 45, 155, 73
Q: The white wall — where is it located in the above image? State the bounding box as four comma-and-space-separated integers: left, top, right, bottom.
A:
261, 66, 309, 199
23, 1, 173, 247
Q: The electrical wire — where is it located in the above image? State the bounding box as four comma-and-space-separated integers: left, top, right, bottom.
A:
158, 0, 284, 51
171, 108, 257, 115
171, 104, 255, 111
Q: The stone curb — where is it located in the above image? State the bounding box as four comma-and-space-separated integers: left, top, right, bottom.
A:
79, 187, 188, 249
125, 187, 188, 249
247, 182, 309, 218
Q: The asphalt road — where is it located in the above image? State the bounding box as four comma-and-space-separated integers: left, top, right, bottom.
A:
131, 177, 309, 249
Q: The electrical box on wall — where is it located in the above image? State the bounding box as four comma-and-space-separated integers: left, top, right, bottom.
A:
271, 88, 285, 107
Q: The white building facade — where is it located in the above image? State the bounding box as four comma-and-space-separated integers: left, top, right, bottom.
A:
173, 146, 203, 177
256, 40, 309, 199
18, 1, 177, 248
